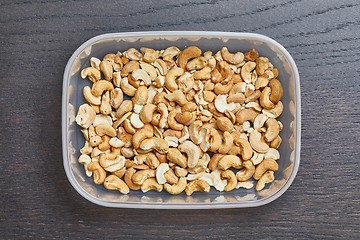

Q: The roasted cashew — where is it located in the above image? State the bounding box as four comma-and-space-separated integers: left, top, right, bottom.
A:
95, 124, 116, 137
120, 77, 137, 97
87, 162, 106, 184
265, 118, 280, 142
185, 179, 210, 196
168, 110, 183, 131
132, 169, 156, 185
132, 86, 148, 106
221, 47, 244, 65
104, 175, 130, 194
91, 80, 114, 97
139, 103, 157, 123
218, 131, 234, 154
236, 160, 255, 181
139, 137, 169, 154
235, 108, 258, 124
83, 86, 101, 105
249, 130, 269, 153
218, 155, 242, 170
132, 124, 153, 149
100, 91, 112, 115
269, 79, 283, 104
256, 170, 274, 191
178, 46, 202, 69
164, 177, 187, 195
214, 94, 236, 113
141, 178, 163, 193
221, 170, 237, 192
76, 104, 96, 128
124, 167, 141, 190
253, 159, 279, 180
165, 90, 187, 106
167, 148, 187, 168
208, 129, 222, 152
179, 140, 200, 168
216, 117, 234, 132
165, 67, 184, 92
233, 138, 253, 160
81, 67, 101, 82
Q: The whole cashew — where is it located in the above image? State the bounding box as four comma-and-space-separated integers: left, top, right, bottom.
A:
208, 129, 222, 152
100, 91, 112, 115
121, 60, 140, 77
253, 159, 279, 180
260, 87, 275, 109
120, 77, 137, 97
109, 88, 123, 109
168, 110, 183, 131
249, 130, 269, 153
132, 169, 156, 185
104, 175, 130, 194
165, 67, 184, 92
83, 86, 101, 105
167, 148, 187, 168
269, 79, 283, 104
87, 162, 106, 184
132, 124, 154, 149
255, 57, 269, 75
179, 140, 200, 168
216, 117, 234, 132
235, 108, 258, 124
165, 90, 187, 106
139, 137, 169, 154
91, 80, 114, 97
99, 60, 113, 81
221, 47, 244, 65
81, 67, 101, 82
139, 103, 157, 123
218, 131, 234, 154
164, 177, 187, 195
265, 118, 280, 142
116, 100, 133, 119
236, 160, 255, 181
233, 138, 253, 160
124, 167, 141, 190
141, 178, 163, 193
95, 124, 116, 137
221, 170, 237, 192
218, 155, 242, 170
132, 86, 148, 106
178, 46, 202, 69
185, 179, 210, 196
256, 170, 275, 191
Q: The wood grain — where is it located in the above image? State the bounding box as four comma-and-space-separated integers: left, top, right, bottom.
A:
1, 0, 359, 239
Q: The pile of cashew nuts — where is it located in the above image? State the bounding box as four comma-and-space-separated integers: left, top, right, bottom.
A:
76, 46, 283, 195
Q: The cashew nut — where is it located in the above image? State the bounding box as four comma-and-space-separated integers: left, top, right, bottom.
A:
120, 77, 137, 97
81, 67, 101, 82
178, 46, 201, 69
168, 110, 183, 131
218, 155, 242, 170
87, 162, 106, 184
91, 80, 114, 97
167, 148, 187, 168
165, 90, 187, 106
132, 124, 153, 149
132, 169, 156, 185
235, 108, 258, 124
164, 177, 187, 195
100, 91, 112, 115
165, 67, 184, 92
124, 167, 141, 190
256, 171, 275, 191
78, 154, 92, 177
95, 124, 116, 137
218, 131, 234, 154
139, 137, 169, 154
139, 103, 157, 123
76, 104, 96, 128
236, 160, 255, 181
214, 94, 236, 113
179, 140, 200, 168
221, 47, 244, 65
253, 159, 279, 180
241, 61, 256, 83
221, 170, 237, 192
83, 86, 101, 105
132, 69, 151, 86
185, 179, 210, 196
216, 117, 234, 132
99, 60, 113, 81
104, 175, 130, 194
233, 138, 253, 161
265, 118, 280, 142
141, 178, 163, 193
269, 79, 283, 104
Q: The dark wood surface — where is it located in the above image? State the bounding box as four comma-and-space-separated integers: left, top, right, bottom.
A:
1, 0, 360, 239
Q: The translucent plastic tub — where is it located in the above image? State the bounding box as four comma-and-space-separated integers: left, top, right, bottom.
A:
62, 31, 301, 209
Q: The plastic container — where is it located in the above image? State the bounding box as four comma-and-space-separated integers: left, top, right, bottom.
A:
62, 31, 301, 209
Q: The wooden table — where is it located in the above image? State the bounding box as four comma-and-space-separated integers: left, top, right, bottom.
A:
1, 0, 359, 239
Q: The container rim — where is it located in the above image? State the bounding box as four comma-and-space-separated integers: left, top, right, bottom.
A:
62, 31, 301, 209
